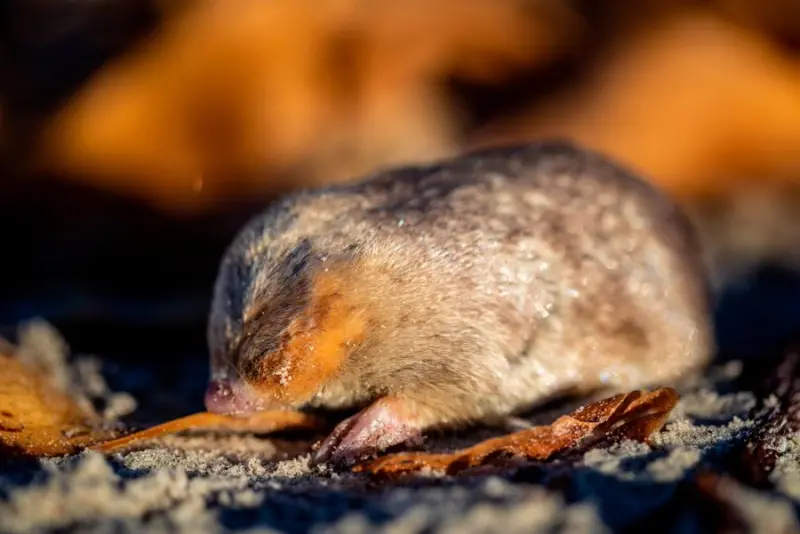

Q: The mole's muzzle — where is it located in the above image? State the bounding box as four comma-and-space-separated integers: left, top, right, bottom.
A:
204, 379, 276, 415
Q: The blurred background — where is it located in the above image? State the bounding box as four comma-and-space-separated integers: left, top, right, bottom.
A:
2, 0, 800, 375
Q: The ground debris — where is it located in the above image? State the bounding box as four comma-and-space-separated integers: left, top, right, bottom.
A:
0, 352, 117, 457
0, 331, 324, 458
731, 346, 800, 488
357, 388, 679, 479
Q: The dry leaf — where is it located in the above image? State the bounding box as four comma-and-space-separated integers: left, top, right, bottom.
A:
91, 410, 324, 454
0, 350, 323, 457
0, 353, 117, 457
357, 387, 678, 478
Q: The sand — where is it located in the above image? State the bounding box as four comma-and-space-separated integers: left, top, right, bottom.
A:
0, 321, 798, 533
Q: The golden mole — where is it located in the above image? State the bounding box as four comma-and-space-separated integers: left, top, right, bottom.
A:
204, 141, 713, 466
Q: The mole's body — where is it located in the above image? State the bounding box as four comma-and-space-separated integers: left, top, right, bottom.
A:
205, 142, 712, 464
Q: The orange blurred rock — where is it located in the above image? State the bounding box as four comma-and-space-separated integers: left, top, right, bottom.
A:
714, 0, 800, 46
471, 7, 800, 204
35, 0, 583, 213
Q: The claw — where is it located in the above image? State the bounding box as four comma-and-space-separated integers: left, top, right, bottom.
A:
356, 387, 679, 478
311, 397, 422, 467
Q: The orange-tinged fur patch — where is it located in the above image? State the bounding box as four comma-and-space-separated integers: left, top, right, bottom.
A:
253, 268, 367, 405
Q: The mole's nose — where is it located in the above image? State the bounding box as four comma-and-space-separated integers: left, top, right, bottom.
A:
204, 379, 235, 413
204, 379, 266, 415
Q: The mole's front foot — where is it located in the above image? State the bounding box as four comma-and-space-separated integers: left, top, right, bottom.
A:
311, 397, 422, 467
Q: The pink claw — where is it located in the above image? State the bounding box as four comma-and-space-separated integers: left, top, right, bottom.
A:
311, 397, 422, 467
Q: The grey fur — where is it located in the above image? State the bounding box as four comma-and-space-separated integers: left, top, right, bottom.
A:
208, 141, 713, 428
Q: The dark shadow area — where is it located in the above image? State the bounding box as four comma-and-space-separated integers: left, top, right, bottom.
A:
714, 264, 800, 364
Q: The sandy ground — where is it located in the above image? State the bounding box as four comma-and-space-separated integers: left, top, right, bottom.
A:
1, 321, 799, 534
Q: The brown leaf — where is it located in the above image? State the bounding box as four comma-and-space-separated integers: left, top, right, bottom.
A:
356, 387, 679, 478
0, 350, 324, 457
90, 410, 324, 454
0, 353, 116, 457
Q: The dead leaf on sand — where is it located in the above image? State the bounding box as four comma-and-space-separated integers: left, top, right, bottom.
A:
0, 353, 115, 457
0, 346, 674, 466
357, 387, 679, 478
0, 350, 323, 457
90, 410, 324, 454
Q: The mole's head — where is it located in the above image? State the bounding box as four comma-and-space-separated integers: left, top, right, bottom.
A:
205, 250, 371, 415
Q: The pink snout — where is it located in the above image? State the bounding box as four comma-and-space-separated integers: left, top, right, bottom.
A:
204, 379, 270, 415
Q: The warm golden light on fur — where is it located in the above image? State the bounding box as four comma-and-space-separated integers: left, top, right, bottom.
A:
252, 269, 367, 405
